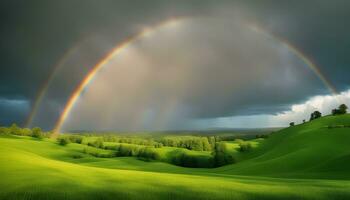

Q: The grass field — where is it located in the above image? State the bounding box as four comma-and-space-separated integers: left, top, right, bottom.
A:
1, 115, 350, 199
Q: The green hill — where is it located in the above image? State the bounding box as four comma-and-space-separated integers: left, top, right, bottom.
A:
1, 114, 350, 199
217, 114, 350, 179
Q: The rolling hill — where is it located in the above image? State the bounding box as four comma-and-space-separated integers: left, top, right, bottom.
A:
1, 114, 350, 199
217, 114, 350, 179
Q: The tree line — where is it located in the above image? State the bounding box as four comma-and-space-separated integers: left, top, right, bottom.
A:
0, 123, 46, 138
158, 136, 213, 151
58, 134, 226, 152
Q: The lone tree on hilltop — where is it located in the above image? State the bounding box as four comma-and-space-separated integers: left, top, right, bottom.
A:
339, 104, 348, 114
310, 111, 322, 121
289, 122, 295, 127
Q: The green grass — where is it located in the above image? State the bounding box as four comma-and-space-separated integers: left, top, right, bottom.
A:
225, 139, 261, 152
1, 115, 350, 199
216, 115, 350, 179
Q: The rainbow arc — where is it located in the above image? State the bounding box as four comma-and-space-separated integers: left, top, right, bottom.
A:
25, 18, 337, 136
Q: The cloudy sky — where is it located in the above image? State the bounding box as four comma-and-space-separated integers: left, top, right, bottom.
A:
1, 0, 349, 131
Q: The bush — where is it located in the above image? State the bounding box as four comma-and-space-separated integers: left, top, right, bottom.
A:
172, 153, 196, 167
88, 138, 104, 148
0, 127, 10, 135
57, 136, 70, 146
238, 141, 252, 152
32, 127, 43, 138
82, 147, 115, 158
171, 151, 213, 168
138, 147, 160, 160
67, 135, 83, 144
213, 142, 235, 167
114, 144, 160, 161
72, 154, 83, 159
154, 142, 163, 148
21, 128, 32, 136
10, 123, 20, 135
116, 144, 134, 156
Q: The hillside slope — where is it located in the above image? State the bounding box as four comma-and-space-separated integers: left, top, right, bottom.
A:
217, 114, 350, 179
1, 136, 350, 199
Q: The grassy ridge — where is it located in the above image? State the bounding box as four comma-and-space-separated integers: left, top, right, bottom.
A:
216, 115, 350, 179
1, 115, 350, 199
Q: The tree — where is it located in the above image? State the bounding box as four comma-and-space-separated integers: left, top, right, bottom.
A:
303, 120, 306, 124
88, 139, 104, 148
10, 123, 20, 135
239, 141, 252, 152
32, 127, 43, 138
332, 104, 348, 115
58, 137, 70, 145
208, 136, 216, 150
339, 104, 348, 114
0, 127, 10, 135
213, 142, 235, 167
201, 138, 211, 151
332, 109, 339, 115
310, 111, 322, 121
21, 128, 32, 136
289, 122, 295, 127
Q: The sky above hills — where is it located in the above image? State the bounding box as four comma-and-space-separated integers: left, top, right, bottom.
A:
1, 0, 349, 131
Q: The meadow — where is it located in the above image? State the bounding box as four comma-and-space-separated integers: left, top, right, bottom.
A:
1, 114, 350, 199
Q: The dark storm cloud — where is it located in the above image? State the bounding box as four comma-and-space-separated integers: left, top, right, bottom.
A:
0, 0, 349, 129
0, 0, 211, 127
0, 98, 29, 125
242, 0, 350, 91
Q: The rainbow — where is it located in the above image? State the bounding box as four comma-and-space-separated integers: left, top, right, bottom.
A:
51, 19, 338, 136
25, 38, 88, 128
248, 24, 338, 95
51, 18, 184, 137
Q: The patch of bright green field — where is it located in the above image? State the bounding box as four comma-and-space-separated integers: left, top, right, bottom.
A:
103, 141, 212, 165
225, 139, 261, 152
1, 114, 350, 199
